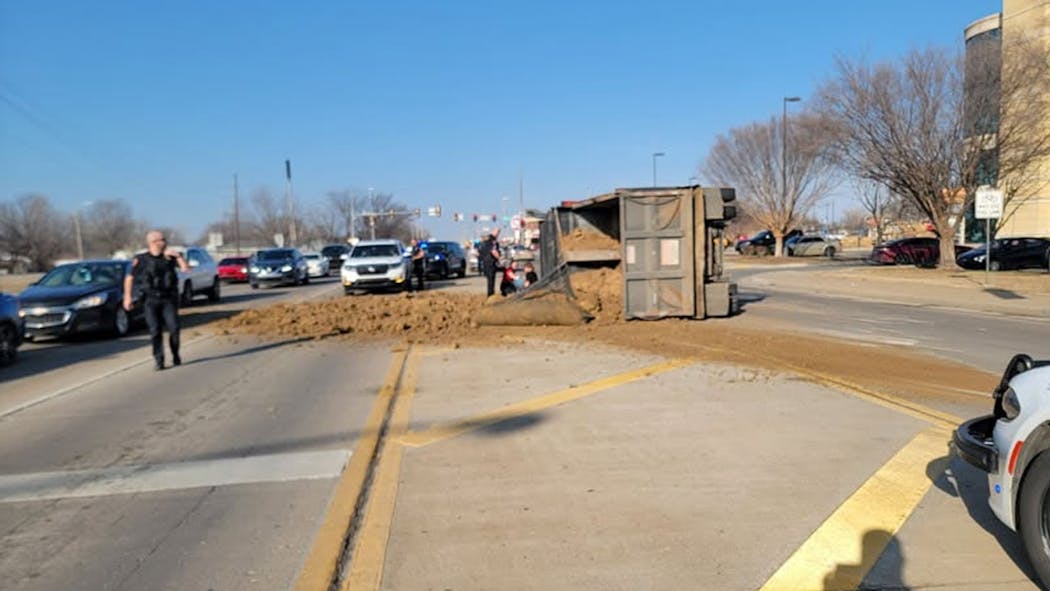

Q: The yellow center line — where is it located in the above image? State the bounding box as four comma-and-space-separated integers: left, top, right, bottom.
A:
397, 358, 696, 448
291, 346, 409, 591
343, 347, 421, 590
759, 426, 951, 591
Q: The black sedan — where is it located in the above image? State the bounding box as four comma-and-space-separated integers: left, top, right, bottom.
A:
956, 237, 1050, 271
18, 260, 143, 340
249, 248, 309, 288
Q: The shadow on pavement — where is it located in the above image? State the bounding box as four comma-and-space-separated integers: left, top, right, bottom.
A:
180, 336, 314, 367
175, 430, 363, 463
926, 453, 1040, 583
823, 529, 909, 590
472, 412, 545, 437
984, 288, 1026, 300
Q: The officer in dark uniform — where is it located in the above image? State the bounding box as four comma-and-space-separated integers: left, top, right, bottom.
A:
480, 227, 501, 297
123, 230, 189, 370
409, 239, 426, 291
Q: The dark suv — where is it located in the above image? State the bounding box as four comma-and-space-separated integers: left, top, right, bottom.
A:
422, 241, 468, 278
321, 244, 351, 275
735, 229, 803, 256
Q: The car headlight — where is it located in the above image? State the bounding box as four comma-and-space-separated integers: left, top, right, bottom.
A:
344, 264, 355, 273
250, 266, 260, 273
974, 255, 985, 263
18, 309, 26, 318
1002, 387, 1021, 420
72, 293, 108, 310
240, 267, 248, 273
281, 264, 293, 272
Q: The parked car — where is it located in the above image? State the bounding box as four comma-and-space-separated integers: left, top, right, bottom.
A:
303, 252, 330, 278
956, 237, 1050, 271
735, 229, 803, 256
249, 248, 309, 288
0, 292, 23, 365
788, 235, 841, 258
17, 260, 143, 340
340, 239, 410, 294
217, 256, 250, 282
160, 246, 220, 305
321, 244, 351, 275
955, 354, 1050, 588
868, 237, 972, 266
422, 241, 467, 279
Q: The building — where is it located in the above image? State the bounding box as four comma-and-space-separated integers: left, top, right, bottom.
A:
964, 1, 1050, 239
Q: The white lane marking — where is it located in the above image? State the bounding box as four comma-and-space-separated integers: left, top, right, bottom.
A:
0, 449, 350, 502
808, 328, 918, 347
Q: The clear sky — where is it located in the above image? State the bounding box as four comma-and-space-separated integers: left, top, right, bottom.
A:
0, 1, 998, 242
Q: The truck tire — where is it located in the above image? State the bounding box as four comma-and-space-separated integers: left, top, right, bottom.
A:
0, 322, 17, 366
1018, 451, 1050, 589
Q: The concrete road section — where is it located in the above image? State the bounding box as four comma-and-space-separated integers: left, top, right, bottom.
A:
337, 342, 1041, 591
0, 335, 395, 591
732, 265, 1050, 374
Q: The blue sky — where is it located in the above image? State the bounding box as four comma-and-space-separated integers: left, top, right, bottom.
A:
1, 1, 997, 242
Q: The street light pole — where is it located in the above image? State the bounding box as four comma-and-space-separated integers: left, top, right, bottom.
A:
652, 152, 665, 187
781, 97, 801, 252
74, 211, 84, 260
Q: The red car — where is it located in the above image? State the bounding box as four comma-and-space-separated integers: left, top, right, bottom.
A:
217, 256, 250, 282
869, 237, 972, 266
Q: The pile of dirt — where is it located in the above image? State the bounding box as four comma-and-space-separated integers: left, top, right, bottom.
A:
476, 291, 591, 326
569, 267, 624, 324
560, 228, 619, 251
215, 292, 487, 343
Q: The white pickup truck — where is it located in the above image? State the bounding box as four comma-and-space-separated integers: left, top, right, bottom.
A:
955, 354, 1050, 587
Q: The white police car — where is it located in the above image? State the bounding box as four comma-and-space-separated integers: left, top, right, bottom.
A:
955, 354, 1050, 586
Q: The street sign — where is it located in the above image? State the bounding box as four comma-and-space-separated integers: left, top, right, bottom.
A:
975, 186, 1004, 219
510, 215, 522, 230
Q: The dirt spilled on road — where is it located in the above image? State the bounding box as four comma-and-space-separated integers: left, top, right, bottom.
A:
215, 292, 487, 343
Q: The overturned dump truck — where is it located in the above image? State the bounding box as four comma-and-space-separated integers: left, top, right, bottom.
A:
540, 185, 737, 320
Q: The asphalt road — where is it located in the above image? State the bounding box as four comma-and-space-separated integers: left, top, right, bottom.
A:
731, 263, 1050, 374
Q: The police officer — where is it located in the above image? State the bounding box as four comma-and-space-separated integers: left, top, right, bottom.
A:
480, 227, 501, 297
123, 230, 189, 370
409, 239, 426, 291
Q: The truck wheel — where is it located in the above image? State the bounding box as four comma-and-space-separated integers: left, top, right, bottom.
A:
0, 322, 17, 366
180, 281, 193, 307
208, 277, 221, 302
111, 307, 130, 337
1018, 452, 1050, 588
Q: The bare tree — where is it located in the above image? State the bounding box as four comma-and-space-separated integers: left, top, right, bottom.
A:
0, 195, 71, 270
249, 189, 286, 246
360, 192, 421, 243
853, 179, 891, 245
816, 42, 1050, 266
703, 114, 837, 256
81, 199, 137, 257
327, 189, 368, 240
308, 203, 343, 244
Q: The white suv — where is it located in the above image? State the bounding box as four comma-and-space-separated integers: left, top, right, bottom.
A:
341, 240, 410, 294
177, 246, 220, 305
955, 355, 1050, 587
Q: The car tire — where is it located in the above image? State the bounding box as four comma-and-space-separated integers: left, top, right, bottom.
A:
0, 322, 18, 366
824, 246, 836, 258
755, 245, 770, 257
302, 271, 310, 285
208, 277, 221, 302
111, 306, 130, 337
180, 281, 193, 307
990, 260, 1001, 272
742, 244, 756, 256
441, 262, 450, 280
250, 282, 259, 290
1017, 452, 1050, 589
457, 263, 467, 278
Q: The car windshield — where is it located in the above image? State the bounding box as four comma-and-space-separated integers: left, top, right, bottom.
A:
424, 243, 448, 253
218, 258, 248, 266
38, 262, 125, 287
321, 246, 346, 256
351, 245, 401, 258
256, 250, 294, 261
304, 254, 320, 260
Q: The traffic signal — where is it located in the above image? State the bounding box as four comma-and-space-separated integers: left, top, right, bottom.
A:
703, 187, 737, 227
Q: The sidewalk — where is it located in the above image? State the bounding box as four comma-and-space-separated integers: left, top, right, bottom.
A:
734, 262, 1050, 318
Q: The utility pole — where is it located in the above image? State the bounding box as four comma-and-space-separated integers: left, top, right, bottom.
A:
233, 173, 241, 256
285, 159, 297, 246
74, 211, 84, 260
